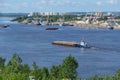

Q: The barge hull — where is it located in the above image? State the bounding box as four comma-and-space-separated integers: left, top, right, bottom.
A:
52, 41, 77, 47
52, 41, 90, 48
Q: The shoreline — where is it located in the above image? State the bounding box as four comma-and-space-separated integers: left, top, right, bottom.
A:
14, 20, 120, 30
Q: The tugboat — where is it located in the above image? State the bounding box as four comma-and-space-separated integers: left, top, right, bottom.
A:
107, 16, 117, 30
75, 40, 90, 48
107, 25, 114, 30
0, 24, 9, 28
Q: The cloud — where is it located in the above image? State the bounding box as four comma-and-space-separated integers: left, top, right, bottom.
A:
48, 0, 81, 7
40, 0, 46, 4
0, 3, 11, 7
96, 1, 102, 5
109, 0, 114, 4
22, 2, 28, 8
108, 0, 117, 4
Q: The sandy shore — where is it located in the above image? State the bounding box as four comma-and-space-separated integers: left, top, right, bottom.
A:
74, 21, 120, 29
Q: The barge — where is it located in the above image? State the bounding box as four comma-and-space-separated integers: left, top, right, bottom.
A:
52, 40, 90, 48
46, 28, 58, 30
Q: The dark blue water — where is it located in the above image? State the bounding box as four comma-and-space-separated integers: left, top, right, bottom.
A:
0, 17, 120, 79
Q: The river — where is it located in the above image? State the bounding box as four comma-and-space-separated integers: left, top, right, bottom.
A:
0, 17, 120, 79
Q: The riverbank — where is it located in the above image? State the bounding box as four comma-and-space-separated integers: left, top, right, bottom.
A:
74, 21, 120, 29
11, 13, 120, 29
12, 19, 120, 29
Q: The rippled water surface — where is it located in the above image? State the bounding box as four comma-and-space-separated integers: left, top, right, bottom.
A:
0, 17, 120, 79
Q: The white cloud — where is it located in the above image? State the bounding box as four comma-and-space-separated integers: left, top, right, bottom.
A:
108, 0, 117, 4
109, 0, 114, 4
96, 1, 102, 5
0, 3, 11, 7
49, 0, 57, 5
40, 0, 46, 4
22, 2, 28, 8
47, 0, 68, 6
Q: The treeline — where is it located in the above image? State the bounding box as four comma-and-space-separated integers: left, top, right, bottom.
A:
12, 15, 82, 23
1, 53, 120, 80
0, 53, 78, 80
0, 13, 28, 17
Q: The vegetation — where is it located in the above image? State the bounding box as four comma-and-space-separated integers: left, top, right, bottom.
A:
0, 13, 28, 17
12, 14, 85, 23
12, 16, 28, 22
1, 53, 120, 80
0, 54, 78, 80
12, 14, 120, 25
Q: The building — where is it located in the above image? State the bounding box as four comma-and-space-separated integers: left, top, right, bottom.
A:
28, 12, 59, 16
95, 12, 103, 18
28, 12, 41, 16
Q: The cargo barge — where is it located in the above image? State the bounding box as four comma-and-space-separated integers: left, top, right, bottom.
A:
52, 40, 90, 48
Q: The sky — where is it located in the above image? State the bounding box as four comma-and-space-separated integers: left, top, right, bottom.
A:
0, 0, 120, 13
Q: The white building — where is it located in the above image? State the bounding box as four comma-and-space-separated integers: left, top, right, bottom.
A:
28, 12, 59, 16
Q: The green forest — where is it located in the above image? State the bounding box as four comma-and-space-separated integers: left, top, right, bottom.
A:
0, 53, 120, 80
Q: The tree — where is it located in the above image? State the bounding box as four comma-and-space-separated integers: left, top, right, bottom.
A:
41, 67, 49, 80
60, 55, 78, 80
5, 73, 28, 80
30, 62, 42, 80
112, 69, 120, 80
49, 65, 61, 80
0, 56, 5, 72
21, 64, 30, 74
32, 62, 38, 70
6, 53, 22, 73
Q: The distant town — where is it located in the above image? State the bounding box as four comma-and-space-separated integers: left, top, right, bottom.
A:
1, 12, 120, 29
0, 12, 120, 17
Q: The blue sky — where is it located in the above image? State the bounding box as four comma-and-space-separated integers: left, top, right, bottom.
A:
0, 0, 120, 13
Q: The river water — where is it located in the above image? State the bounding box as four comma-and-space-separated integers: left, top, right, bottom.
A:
0, 17, 120, 79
